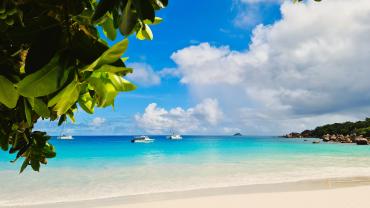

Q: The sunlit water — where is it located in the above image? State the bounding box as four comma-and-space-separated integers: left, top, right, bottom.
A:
1, 136, 370, 206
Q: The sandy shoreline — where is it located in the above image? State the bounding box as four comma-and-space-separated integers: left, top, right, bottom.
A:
8, 176, 370, 208
116, 186, 370, 208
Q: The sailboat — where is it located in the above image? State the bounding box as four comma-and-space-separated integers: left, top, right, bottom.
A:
167, 130, 183, 140
57, 122, 73, 140
58, 135, 73, 140
131, 136, 154, 143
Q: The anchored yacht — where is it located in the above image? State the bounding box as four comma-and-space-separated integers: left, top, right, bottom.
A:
58, 135, 73, 140
167, 132, 183, 140
131, 136, 154, 143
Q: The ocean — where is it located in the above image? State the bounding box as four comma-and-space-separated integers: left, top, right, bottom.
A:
1, 136, 370, 206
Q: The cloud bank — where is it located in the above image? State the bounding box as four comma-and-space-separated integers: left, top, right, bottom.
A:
164, 0, 370, 134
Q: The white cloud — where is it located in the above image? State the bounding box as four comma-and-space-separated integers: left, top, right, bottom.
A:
90, 117, 106, 127
168, 0, 370, 134
126, 63, 161, 87
158, 67, 181, 78
135, 99, 223, 134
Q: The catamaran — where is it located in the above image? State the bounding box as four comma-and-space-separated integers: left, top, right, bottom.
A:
131, 136, 154, 143
58, 122, 73, 140
58, 135, 73, 140
167, 131, 183, 140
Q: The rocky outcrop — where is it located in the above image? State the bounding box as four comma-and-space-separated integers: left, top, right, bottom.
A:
355, 136, 368, 145
284, 132, 369, 145
320, 134, 368, 145
322, 134, 330, 142
283, 132, 303, 138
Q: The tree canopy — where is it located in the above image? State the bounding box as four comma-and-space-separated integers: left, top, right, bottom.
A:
0, 0, 168, 173
310, 118, 370, 138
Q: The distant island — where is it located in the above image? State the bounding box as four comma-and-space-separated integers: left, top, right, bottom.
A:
283, 118, 370, 145
233, 133, 242, 136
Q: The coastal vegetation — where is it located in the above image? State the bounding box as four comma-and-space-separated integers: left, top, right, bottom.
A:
0, 0, 167, 172
284, 118, 370, 144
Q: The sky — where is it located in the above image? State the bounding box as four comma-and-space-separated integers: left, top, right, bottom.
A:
36, 0, 370, 135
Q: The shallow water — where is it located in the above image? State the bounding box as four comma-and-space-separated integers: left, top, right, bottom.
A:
1, 136, 370, 206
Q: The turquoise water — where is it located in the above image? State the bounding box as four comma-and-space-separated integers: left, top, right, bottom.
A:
1, 136, 370, 206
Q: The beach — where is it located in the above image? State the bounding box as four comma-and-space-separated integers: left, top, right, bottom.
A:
1, 136, 370, 207
10, 177, 370, 208
2, 1, 370, 207
115, 186, 370, 208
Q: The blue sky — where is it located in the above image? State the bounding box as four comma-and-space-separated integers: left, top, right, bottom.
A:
36, 0, 370, 135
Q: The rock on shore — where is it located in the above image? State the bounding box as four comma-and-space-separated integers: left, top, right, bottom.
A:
283, 133, 369, 145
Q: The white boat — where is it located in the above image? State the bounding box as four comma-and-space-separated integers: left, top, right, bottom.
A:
131, 136, 154, 143
58, 135, 73, 140
167, 133, 183, 140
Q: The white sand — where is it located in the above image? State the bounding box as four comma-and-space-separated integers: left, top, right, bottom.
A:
12, 178, 370, 208
104, 186, 370, 208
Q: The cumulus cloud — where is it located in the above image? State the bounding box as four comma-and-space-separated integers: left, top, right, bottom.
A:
135, 99, 223, 134
90, 117, 106, 127
168, 0, 370, 134
126, 63, 161, 87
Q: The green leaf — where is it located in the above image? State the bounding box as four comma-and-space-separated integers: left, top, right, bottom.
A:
151, 0, 168, 9
78, 92, 95, 114
0, 75, 19, 108
108, 73, 137, 92
44, 144, 56, 158
48, 81, 81, 116
27, 98, 50, 118
160, 0, 168, 7
25, 17, 62, 74
0, 133, 9, 151
24, 99, 32, 127
58, 114, 67, 126
83, 39, 129, 72
19, 158, 29, 174
30, 159, 40, 172
136, 24, 153, 40
143, 17, 162, 25
88, 77, 118, 107
17, 55, 71, 97
101, 16, 117, 41
142, 24, 153, 40
119, 0, 138, 36
92, 0, 121, 23
134, 0, 155, 22
71, 30, 113, 65
136, 27, 146, 40
67, 110, 75, 123
95, 65, 133, 74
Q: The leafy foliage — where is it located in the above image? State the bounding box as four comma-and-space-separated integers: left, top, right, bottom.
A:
302, 118, 370, 138
0, 0, 167, 173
